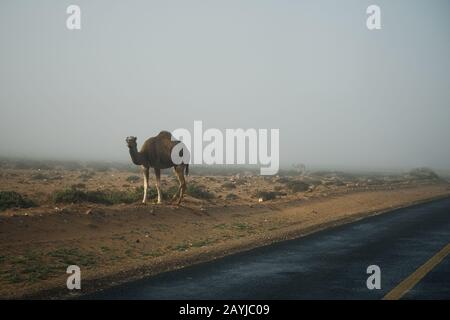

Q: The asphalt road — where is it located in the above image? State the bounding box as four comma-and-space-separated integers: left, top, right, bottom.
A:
85, 197, 450, 299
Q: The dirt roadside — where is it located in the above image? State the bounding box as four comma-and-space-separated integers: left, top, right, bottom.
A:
1, 183, 449, 299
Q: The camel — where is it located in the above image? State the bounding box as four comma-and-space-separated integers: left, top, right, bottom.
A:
126, 131, 189, 205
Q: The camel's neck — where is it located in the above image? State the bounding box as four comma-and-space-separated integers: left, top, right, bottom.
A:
129, 147, 146, 166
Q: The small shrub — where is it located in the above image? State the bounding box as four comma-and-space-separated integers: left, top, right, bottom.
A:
255, 190, 286, 201
0, 191, 36, 211
285, 180, 310, 193
164, 186, 179, 200
276, 177, 291, 184
52, 188, 92, 204
226, 193, 239, 200
71, 183, 86, 189
187, 184, 215, 200
134, 185, 179, 201
52, 187, 142, 205
96, 189, 143, 204
233, 222, 252, 231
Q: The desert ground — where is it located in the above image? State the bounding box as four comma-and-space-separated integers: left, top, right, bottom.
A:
0, 158, 449, 299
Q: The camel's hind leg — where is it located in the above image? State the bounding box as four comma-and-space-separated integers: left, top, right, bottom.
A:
173, 165, 187, 205
154, 168, 162, 204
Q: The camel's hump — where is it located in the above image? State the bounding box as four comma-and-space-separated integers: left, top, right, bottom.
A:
157, 131, 172, 138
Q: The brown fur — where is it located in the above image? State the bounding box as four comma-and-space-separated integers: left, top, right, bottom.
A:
126, 131, 189, 205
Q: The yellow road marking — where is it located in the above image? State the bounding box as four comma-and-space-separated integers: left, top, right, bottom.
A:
383, 243, 450, 300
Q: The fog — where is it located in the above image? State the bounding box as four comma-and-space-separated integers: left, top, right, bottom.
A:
1, 0, 450, 171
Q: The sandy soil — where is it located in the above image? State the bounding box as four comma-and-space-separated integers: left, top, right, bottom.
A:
0, 167, 449, 299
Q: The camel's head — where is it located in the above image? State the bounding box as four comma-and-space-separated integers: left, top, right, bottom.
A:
125, 136, 137, 149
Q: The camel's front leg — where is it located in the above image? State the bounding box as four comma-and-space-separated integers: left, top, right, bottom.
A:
154, 168, 162, 204
142, 166, 149, 204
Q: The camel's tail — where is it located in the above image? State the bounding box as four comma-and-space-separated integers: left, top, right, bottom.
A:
185, 164, 189, 176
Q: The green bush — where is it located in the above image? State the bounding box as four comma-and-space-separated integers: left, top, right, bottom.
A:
71, 183, 86, 189
164, 186, 179, 200
285, 180, 310, 192
226, 193, 239, 200
255, 190, 286, 201
0, 191, 36, 211
134, 185, 180, 201
52, 187, 142, 205
53, 183, 217, 204
187, 184, 215, 199
276, 177, 292, 184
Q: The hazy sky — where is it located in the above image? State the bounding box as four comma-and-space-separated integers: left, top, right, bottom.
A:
1, 0, 449, 170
